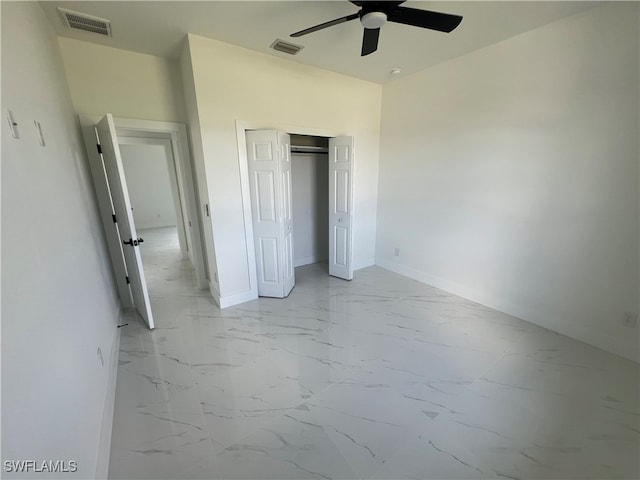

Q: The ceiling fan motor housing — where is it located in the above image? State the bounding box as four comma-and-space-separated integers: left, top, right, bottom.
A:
360, 11, 387, 29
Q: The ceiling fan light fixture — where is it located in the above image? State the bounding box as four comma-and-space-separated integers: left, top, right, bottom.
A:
360, 12, 387, 29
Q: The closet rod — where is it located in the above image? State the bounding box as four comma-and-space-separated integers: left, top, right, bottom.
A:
291, 146, 329, 154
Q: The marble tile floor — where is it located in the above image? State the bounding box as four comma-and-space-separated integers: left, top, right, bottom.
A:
109, 227, 639, 480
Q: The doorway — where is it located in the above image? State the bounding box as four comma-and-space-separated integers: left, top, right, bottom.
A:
80, 114, 208, 329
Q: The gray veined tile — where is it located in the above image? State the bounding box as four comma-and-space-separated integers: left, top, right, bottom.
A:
372, 420, 499, 479
184, 405, 358, 479
195, 358, 315, 447
486, 328, 640, 412
109, 404, 221, 480
114, 349, 201, 412
262, 346, 369, 401
109, 228, 640, 480
426, 376, 640, 479
339, 357, 475, 419
148, 295, 197, 329
259, 323, 371, 369
304, 379, 432, 478
185, 323, 279, 375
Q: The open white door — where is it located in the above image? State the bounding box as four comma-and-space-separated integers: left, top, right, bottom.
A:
279, 131, 295, 297
246, 130, 295, 298
96, 114, 155, 329
329, 136, 354, 280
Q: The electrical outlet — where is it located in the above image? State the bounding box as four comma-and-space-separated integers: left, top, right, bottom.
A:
394, 248, 400, 257
623, 312, 638, 328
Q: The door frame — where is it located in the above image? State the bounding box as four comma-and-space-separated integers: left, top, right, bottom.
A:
235, 120, 354, 300
80, 115, 208, 306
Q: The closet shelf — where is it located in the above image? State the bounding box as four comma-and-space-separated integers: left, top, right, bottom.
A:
291, 145, 329, 154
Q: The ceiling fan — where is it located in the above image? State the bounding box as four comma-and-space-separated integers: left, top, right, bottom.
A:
291, 1, 463, 57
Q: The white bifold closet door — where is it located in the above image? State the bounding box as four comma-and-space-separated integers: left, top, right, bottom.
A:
246, 130, 295, 298
96, 114, 155, 329
328, 136, 354, 281
247, 130, 354, 296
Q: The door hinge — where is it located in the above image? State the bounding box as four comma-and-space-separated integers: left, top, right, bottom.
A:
112, 214, 117, 223
125, 276, 130, 284
96, 143, 102, 155
204, 203, 210, 217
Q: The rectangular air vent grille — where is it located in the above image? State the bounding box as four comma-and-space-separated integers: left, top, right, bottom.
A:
58, 8, 112, 37
270, 39, 303, 55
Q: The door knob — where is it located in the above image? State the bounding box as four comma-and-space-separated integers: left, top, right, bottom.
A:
137, 237, 144, 244
123, 238, 139, 246
338, 218, 343, 223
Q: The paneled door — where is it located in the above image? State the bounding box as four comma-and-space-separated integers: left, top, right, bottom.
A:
246, 130, 295, 298
328, 136, 354, 280
96, 114, 155, 329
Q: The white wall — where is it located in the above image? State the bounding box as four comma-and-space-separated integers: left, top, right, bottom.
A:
179, 41, 216, 290
376, 3, 639, 361
120, 143, 178, 229
58, 36, 210, 286
292, 153, 329, 267
1, 2, 121, 477
58, 37, 186, 123
182, 34, 382, 301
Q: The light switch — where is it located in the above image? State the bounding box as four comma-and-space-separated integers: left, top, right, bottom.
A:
6, 110, 19, 139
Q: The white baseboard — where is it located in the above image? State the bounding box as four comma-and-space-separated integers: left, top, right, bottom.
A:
209, 280, 257, 309
219, 289, 258, 309
376, 258, 639, 363
95, 308, 123, 479
214, 258, 376, 309
354, 257, 375, 271
209, 281, 221, 307
294, 255, 327, 268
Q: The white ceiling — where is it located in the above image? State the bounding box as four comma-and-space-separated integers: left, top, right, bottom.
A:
39, 1, 600, 84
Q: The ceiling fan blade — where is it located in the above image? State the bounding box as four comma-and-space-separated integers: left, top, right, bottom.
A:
361, 28, 380, 56
388, 6, 462, 33
350, 1, 405, 7
291, 13, 359, 37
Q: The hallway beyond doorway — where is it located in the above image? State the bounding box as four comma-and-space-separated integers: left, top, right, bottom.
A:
138, 226, 196, 299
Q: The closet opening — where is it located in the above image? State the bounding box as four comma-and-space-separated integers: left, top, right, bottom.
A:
290, 134, 330, 273
242, 127, 354, 299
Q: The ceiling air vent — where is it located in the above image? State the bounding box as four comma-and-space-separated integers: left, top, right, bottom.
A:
270, 39, 303, 55
58, 8, 112, 37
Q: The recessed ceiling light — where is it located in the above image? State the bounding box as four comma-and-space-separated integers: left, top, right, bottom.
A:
390, 68, 403, 76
